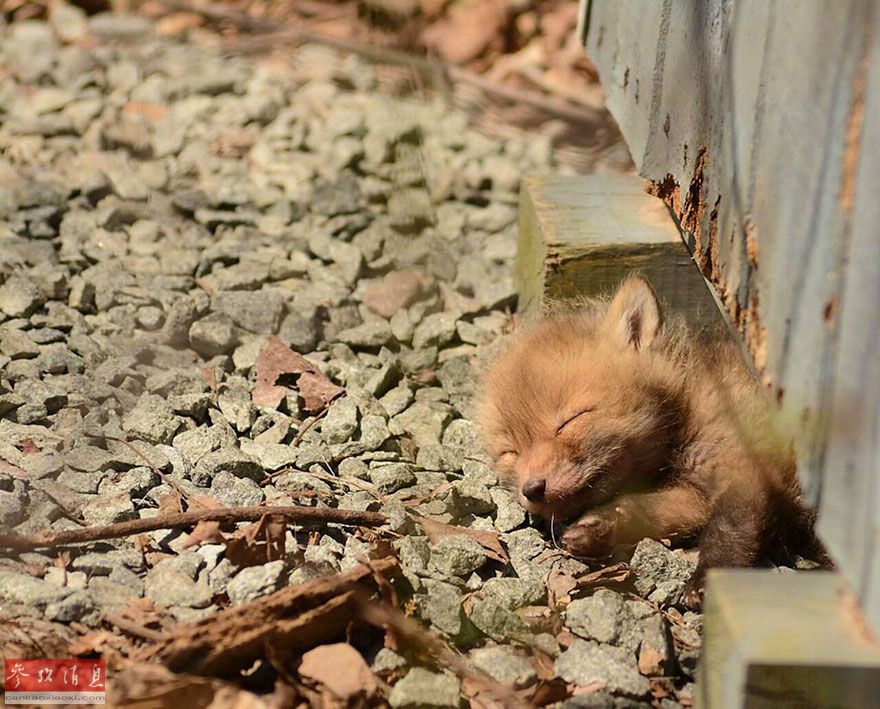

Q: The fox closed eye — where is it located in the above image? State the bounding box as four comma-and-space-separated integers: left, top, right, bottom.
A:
556, 406, 597, 435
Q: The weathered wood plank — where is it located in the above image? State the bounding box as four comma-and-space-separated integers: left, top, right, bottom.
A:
584, 0, 880, 627
515, 174, 720, 329
700, 570, 880, 709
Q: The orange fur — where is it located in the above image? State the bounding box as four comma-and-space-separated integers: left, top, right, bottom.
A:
477, 276, 824, 605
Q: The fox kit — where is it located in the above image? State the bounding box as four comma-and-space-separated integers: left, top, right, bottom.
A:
478, 276, 823, 606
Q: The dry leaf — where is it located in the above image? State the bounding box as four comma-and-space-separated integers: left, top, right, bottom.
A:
297, 370, 345, 413
421, 0, 509, 64
298, 643, 377, 700
528, 678, 570, 706
225, 514, 286, 567
121, 101, 168, 122
18, 437, 39, 455
413, 515, 509, 563
154, 10, 204, 36
546, 562, 577, 607
572, 681, 606, 696
181, 520, 226, 549
252, 337, 342, 412
572, 562, 630, 593
639, 644, 666, 676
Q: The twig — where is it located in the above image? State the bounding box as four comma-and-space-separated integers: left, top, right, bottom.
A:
101, 435, 197, 507
104, 613, 165, 642
292, 406, 329, 446
355, 599, 529, 709
0, 505, 386, 552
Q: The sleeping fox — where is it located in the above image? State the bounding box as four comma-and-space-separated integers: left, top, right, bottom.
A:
477, 276, 825, 606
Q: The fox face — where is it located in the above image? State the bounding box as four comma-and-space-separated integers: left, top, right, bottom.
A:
478, 277, 684, 521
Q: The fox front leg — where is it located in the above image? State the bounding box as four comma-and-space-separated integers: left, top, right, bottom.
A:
562, 484, 710, 560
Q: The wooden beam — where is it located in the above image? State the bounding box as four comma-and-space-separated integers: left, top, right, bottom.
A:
515, 175, 720, 329
700, 570, 880, 708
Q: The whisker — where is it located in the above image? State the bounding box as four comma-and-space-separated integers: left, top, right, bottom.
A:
550, 513, 561, 550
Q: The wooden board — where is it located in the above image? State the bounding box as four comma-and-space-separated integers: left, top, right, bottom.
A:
515, 174, 721, 330
583, 0, 880, 629
700, 570, 880, 708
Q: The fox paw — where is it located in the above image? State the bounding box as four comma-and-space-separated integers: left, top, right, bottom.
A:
562, 513, 616, 559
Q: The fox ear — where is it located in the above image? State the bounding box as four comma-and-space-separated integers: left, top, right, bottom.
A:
604, 277, 662, 350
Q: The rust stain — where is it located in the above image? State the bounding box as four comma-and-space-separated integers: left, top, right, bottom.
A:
839, 33, 870, 215
838, 586, 880, 647
648, 149, 769, 377
823, 294, 839, 326
744, 218, 760, 266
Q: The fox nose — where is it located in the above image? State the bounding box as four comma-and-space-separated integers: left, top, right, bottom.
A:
522, 478, 546, 501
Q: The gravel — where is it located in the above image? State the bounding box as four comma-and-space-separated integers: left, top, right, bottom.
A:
0, 9, 695, 705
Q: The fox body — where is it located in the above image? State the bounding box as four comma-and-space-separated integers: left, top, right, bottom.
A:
478, 277, 821, 605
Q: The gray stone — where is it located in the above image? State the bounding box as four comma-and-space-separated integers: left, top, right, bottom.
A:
122, 394, 182, 444
321, 396, 359, 444
145, 559, 214, 609
629, 539, 696, 598
480, 577, 546, 609
0, 330, 40, 359
0, 275, 42, 317
0, 570, 72, 609
88, 577, 141, 611
240, 441, 297, 471
193, 447, 264, 484
555, 640, 650, 698
564, 590, 648, 655
370, 463, 416, 493
218, 385, 256, 432
89, 12, 152, 40
337, 321, 393, 349
389, 400, 452, 447
388, 668, 460, 709
227, 560, 286, 604
420, 578, 465, 636
213, 289, 284, 334
430, 535, 487, 577
82, 492, 136, 525
210, 470, 265, 507
311, 173, 361, 217
467, 597, 529, 641
189, 312, 237, 357
491, 489, 526, 532
45, 591, 98, 624
412, 313, 457, 350
372, 648, 407, 674
65, 446, 113, 473
380, 385, 414, 417
470, 646, 537, 688
450, 478, 495, 516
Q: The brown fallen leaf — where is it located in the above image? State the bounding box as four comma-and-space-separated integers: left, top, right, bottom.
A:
225, 514, 286, 567
546, 562, 577, 608
297, 370, 345, 413
421, 0, 509, 64
572, 562, 630, 593
638, 644, 666, 676
252, 336, 343, 412
413, 514, 508, 563
298, 643, 377, 701
181, 520, 225, 549
528, 678, 571, 706
18, 437, 39, 455
154, 10, 205, 37
572, 681, 606, 696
